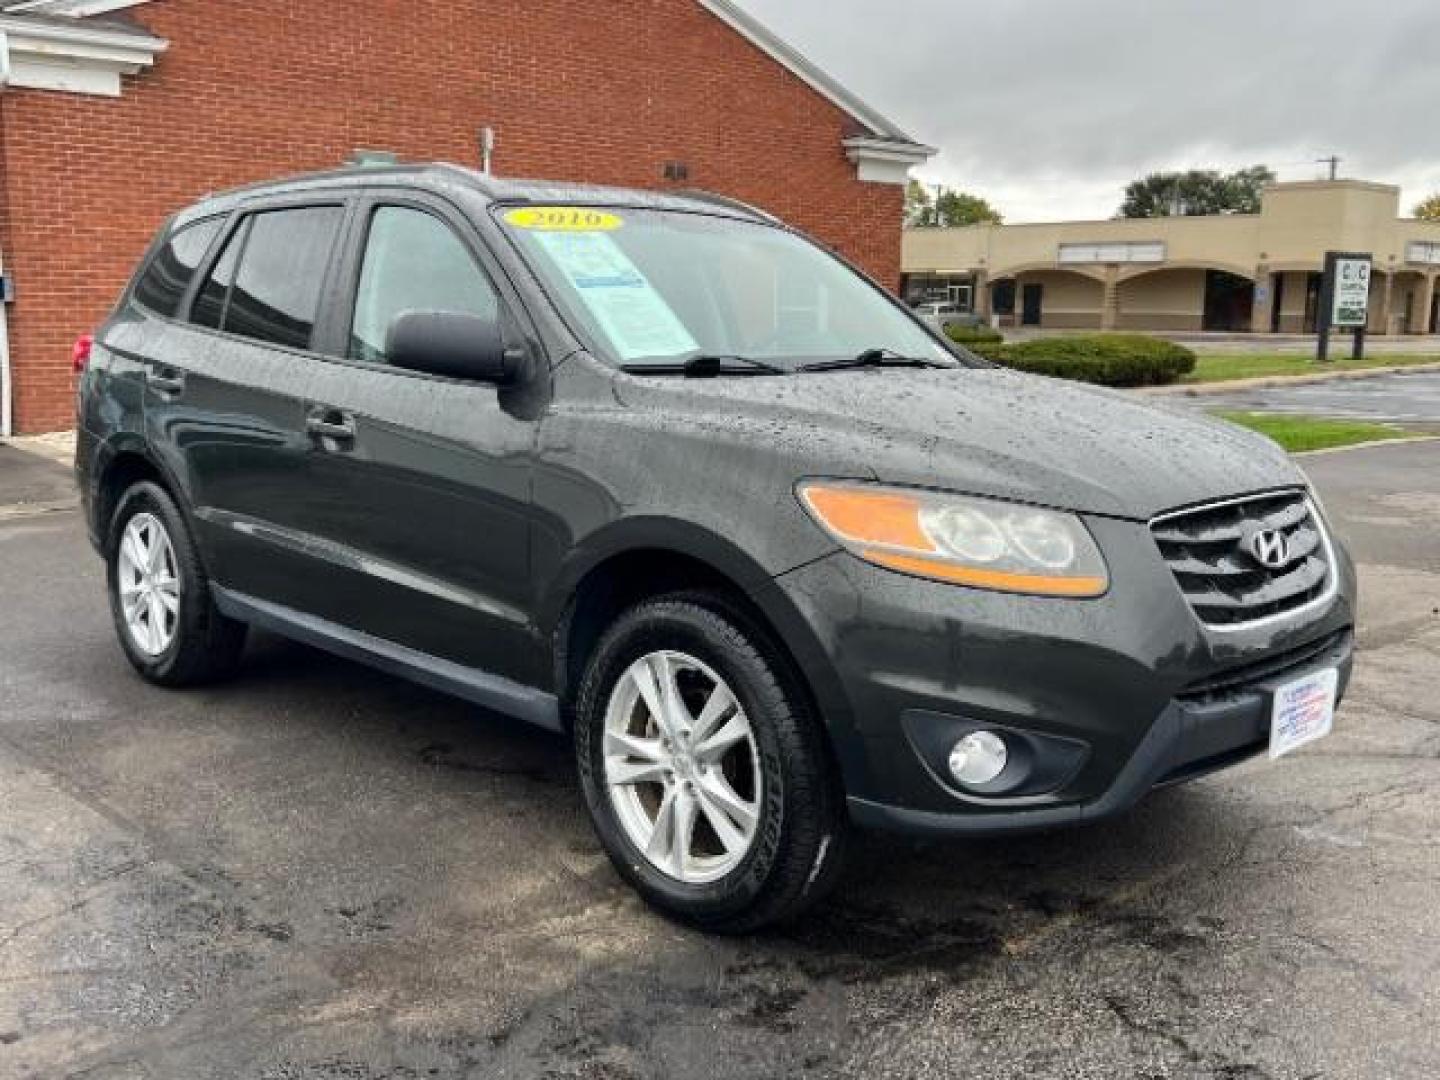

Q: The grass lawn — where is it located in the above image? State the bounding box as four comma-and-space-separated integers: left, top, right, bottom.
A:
1185, 352, 1438, 384
1214, 411, 1419, 453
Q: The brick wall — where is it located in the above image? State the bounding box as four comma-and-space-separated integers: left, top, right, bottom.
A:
0, 0, 903, 433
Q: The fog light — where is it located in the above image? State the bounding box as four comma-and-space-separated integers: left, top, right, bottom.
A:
948, 731, 1008, 787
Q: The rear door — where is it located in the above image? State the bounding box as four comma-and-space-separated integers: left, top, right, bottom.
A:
153, 198, 353, 607
275, 192, 542, 685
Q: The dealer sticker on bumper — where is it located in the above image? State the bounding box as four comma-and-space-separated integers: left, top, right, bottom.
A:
1270, 668, 1338, 759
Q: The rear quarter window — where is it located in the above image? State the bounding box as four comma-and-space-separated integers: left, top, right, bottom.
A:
132, 217, 225, 317
189, 206, 344, 351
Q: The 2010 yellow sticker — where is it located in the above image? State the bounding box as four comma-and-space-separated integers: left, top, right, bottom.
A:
505, 207, 623, 232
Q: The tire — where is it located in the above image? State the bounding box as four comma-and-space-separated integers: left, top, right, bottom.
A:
575, 591, 848, 933
105, 481, 247, 687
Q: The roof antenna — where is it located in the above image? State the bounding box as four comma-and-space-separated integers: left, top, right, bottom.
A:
480, 127, 496, 177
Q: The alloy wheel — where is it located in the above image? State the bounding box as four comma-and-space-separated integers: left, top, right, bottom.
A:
116, 512, 181, 657
603, 650, 762, 884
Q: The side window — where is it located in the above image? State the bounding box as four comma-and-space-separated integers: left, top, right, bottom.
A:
190, 218, 248, 330
224, 207, 345, 350
133, 217, 224, 317
349, 206, 500, 364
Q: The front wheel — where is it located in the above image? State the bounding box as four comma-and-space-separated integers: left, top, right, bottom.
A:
575, 593, 847, 932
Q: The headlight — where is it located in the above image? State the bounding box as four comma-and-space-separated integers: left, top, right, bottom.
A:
798, 482, 1109, 597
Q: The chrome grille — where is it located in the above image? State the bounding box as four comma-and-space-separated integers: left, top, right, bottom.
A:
1151, 490, 1333, 628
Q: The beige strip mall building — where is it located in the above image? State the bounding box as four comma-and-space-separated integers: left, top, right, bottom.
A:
902, 180, 1440, 335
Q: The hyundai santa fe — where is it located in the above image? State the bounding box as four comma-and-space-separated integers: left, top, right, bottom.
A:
75, 164, 1356, 932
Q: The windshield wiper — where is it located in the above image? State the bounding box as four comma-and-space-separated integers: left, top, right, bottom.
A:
621, 354, 786, 377
799, 348, 950, 373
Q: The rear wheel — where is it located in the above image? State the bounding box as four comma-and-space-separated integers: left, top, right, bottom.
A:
575, 593, 847, 932
106, 482, 247, 686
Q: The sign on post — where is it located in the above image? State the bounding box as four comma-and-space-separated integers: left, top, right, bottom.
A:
1331, 256, 1371, 327
1317, 251, 1372, 363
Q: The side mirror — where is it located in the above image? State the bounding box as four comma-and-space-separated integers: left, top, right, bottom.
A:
385, 310, 522, 385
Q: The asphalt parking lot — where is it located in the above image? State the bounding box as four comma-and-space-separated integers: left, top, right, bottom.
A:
1, 439, 1437, 1079
1178, 369, 1440, 432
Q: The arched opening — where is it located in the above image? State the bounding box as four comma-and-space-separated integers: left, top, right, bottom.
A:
989, 269, 1105, 329
1115, 265, 1256, 332
1115, 267, 1208, 332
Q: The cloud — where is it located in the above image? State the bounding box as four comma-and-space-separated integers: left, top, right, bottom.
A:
733, 0, 1440, 220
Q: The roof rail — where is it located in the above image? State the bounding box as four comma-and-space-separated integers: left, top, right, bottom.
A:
671, 189, 780, 223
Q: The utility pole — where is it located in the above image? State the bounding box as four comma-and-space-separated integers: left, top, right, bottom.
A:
1317, 155, 1341, 181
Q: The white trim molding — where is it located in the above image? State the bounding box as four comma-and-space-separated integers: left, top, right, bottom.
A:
843, 136, 937, 186
0, 11, 165, 97
698, 0, 935, 184
2, 0, 154, 16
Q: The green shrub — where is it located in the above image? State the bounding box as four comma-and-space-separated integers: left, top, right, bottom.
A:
943, 323, 1004, 346
975, 334, 1196, 387
957, 338, 1009, 362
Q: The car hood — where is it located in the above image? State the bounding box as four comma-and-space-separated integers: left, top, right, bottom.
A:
631, 366, 1301, 521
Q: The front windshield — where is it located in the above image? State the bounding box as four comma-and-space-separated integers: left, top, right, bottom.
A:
497, 205, 957, 370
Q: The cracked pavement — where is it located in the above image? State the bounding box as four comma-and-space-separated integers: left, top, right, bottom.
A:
0, 439, 1436, 1079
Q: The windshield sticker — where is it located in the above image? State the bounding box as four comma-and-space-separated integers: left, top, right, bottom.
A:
532, 231, 699, 361
505, 207, 624, 232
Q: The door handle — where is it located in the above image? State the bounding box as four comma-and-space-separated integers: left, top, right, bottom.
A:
306, 406, 356, 442
146, 369, 186, 395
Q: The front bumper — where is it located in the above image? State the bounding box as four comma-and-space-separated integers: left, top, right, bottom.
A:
772, 510, 1358, 836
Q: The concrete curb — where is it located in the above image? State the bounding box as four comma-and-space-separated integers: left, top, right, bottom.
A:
0, 431, 76, 467
1139, 361, 1440, 397
1292, 434, 1440, 458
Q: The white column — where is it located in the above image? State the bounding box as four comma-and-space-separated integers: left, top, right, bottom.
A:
0, 242, 12, 438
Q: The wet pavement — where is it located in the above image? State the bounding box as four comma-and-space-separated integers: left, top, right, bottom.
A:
0, 444, 77, 515
1177, 370, 1440, 432
0, 442, 1437, 1079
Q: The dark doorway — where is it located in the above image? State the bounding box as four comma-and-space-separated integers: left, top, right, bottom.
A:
1269, 273, 1285, 333
1021, 283, 1043, 326
1431, 291, 1439, 334
1202, 270, 1254, 331
991, 280, 1015, 319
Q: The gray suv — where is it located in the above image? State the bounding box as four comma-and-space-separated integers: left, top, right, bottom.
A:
75, 164, 1356, 931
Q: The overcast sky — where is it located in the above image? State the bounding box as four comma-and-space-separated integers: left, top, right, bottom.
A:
736, 0, 1440, 222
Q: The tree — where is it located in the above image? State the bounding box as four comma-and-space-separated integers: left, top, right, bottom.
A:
905, 182, 1003, 227
1119, 166, 1275, 218
935, 190, 1003, 227
1413, 193, 1440, 222
904, 179, 934, 226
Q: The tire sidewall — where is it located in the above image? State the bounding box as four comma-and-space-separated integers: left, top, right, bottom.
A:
576, 601, 793, 925
105, 483, 194, 681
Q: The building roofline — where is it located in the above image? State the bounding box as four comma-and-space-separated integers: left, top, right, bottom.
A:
696, 0, 925, 148
1263, 179, 1401, 196
905, 212, 1263, 234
